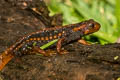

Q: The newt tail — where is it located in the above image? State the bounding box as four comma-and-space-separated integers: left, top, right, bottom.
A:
0, 50, 14, 70
0, 19, 101, 71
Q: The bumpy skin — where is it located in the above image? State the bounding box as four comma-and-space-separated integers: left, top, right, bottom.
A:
0, 19, 100, 70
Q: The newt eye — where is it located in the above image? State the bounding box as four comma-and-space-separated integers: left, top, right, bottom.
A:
88, 23, 94, 28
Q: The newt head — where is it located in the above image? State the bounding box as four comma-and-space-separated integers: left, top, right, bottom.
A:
84, 19, 101, 35
72, 19, 100, 35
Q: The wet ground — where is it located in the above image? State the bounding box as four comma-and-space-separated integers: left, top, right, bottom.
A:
0, 0, 120, 80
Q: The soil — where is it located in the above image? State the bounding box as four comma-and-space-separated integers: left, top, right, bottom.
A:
0, 0, 120, 80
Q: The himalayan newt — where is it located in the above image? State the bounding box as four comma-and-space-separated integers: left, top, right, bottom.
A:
0, 19, 100, 70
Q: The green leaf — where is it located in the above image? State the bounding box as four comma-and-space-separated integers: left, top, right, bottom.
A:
116, 0, 120, 30
40, 39, 58, 50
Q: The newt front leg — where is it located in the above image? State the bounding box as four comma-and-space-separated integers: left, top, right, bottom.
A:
78, 39, 90, 45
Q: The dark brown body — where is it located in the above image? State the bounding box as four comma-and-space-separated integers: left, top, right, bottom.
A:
10, 19, 100, 56
0, 19, 100, 70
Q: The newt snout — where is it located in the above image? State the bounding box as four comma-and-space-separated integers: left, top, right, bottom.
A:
84, 19, 101, 35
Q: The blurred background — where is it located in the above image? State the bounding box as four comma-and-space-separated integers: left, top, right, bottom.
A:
45, 0, 120, 44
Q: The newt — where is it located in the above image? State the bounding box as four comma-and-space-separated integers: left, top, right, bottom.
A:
0, 19, 100, 71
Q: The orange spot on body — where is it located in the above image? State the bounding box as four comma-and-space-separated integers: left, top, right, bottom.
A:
15, 43, 24, 51
32, 8, 37, 11
26, 40, 29, 42
49, 36, 53, 40
45, 37, 49, 40
37, 38, 40, 41
54, 35, 57, 39
33, 38, 37, 40
23, 2, 27, 7
41, 37, 44, 40
58, 33, 62, 36
62, 31, 65, 34
72, 26, 84, 32
30, 38, 33, 41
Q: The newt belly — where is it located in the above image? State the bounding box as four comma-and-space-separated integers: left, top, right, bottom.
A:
0, 19, 100, 70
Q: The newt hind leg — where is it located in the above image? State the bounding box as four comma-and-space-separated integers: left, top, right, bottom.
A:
31, 46, 56, 56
